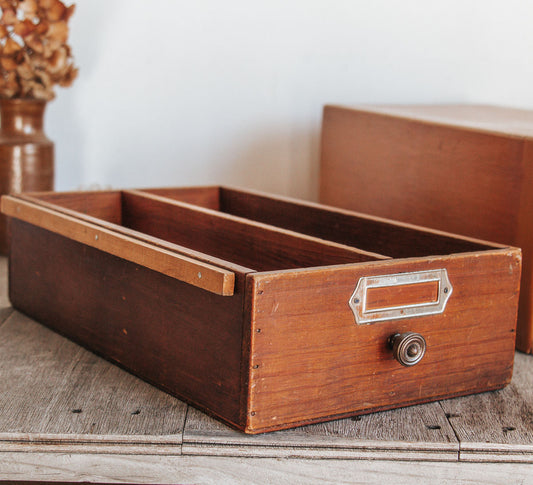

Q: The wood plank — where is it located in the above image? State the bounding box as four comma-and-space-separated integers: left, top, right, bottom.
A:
19, 192, 254, 278
24, 190, 123, 224
140, 185, 221, 209
0, 311, 186, 454
1, 196, 236, 296
441, 351, 533, 463
123, 190, 388, 271
1, 453, 533, 484
219, 187, 497, 259
183, 404, 458, 461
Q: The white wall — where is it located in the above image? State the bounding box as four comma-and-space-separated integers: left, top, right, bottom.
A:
48, 0, 533, 200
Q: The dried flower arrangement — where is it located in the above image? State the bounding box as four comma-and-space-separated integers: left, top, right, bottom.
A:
0, 0, 77, 100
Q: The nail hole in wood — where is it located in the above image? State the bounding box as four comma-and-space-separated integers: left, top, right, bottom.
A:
502, 426, 516, 432
131, 409, 141, 415
251, 411, 256, 416
71, 409, 82, 414
252, 364, 259, 369
426, 424, 441, 430
445, 413, 461, 419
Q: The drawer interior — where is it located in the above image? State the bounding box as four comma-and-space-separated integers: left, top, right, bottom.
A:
27, 190, 386, 272
142, 186, 497, 258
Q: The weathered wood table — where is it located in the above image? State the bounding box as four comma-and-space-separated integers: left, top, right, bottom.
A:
0, 256, 532, 483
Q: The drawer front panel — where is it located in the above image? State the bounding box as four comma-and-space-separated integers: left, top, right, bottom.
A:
246, 250, 521, 433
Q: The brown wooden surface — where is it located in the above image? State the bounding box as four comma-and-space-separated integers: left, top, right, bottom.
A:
140, 185, 221, 210
1, 195, 236, 296
121, 190, 385, 270
8, 220, 247, 429
0, 257, 11, 323
29, 190, 123, 224
319, 104, 533, 353
245, 250, 521, 433
366, 280, 439, 311
218, 187, 495, 258
19, 192, 254, 283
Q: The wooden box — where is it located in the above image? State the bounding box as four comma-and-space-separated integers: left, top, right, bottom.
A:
320, 105, 533, 354
1, 186, 521, 433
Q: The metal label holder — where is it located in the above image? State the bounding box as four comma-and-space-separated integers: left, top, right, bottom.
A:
349, 269, 453, 325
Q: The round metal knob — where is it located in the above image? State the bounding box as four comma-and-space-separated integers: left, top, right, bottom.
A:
390, 332, 426, 366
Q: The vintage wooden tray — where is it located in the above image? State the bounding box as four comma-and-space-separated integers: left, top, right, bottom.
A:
1, 186, 522, 434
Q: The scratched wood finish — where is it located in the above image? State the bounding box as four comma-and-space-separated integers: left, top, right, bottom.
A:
0, 312, 186, 454
182, 404, 459, 461
246, 250, 520, 433
19, 192, 254, 282
8, 220, 247, 428
319, 105, 533, 353
440, 351, 533, 463
3, 454, 533, 485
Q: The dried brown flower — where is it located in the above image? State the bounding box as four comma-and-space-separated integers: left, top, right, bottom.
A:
0, 0, 77, 100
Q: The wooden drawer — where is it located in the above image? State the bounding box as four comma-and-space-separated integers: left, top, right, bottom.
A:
1, 186, 521, 433
320, 104, 533, 354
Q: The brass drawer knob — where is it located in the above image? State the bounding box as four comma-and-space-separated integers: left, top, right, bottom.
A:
390, 332, 426, 366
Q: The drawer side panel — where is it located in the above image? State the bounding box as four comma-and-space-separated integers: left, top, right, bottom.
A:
9, 219, 246, 428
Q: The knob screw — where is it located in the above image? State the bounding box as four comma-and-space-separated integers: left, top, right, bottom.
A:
389, 332, 426, 366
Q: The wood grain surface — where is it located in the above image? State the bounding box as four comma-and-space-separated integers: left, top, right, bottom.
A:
440, 351, 533, 462
121, 190, 385, 270
1, 196, 236, 296
218, 187, 494, 259
1, 454, 533, 484
182, 404, 459, 461
245, 250, 520, 433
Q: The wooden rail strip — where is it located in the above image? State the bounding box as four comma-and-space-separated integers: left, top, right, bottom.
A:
17, 192, 253, 277
1, 196, 235, 296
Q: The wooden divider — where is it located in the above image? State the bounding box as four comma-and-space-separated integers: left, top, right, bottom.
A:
122, 190, 388, 272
